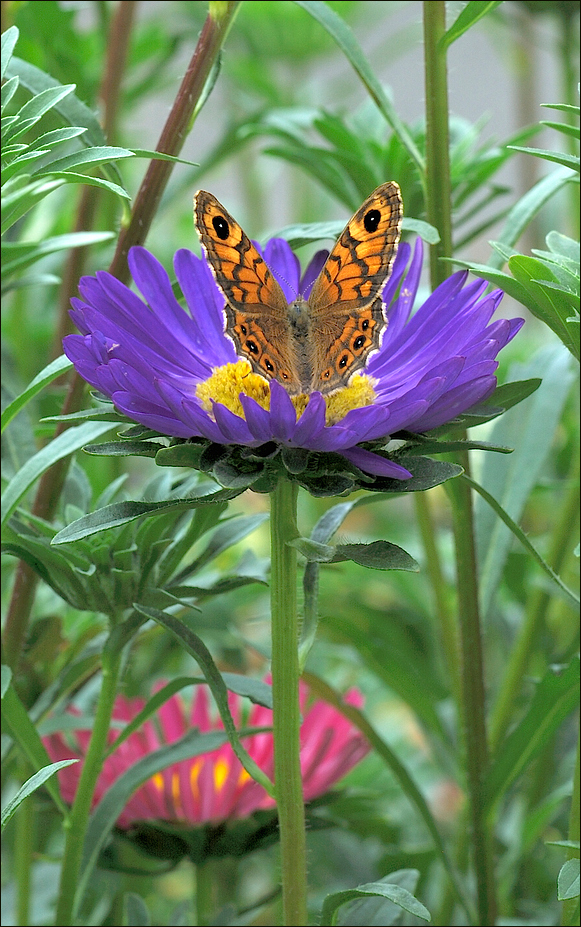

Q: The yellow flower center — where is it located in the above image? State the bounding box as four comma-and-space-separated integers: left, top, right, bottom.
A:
196, 360, 376, 426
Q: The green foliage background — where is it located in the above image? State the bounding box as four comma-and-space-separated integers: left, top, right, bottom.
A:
1, 2, 579, 925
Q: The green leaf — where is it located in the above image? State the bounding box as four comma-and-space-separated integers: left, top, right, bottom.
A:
464, 475, 579, 608
1, 74, 19, 110
82, 439, 164, 457
291, 0, 424, 174
440, 1, 503, 50
124, 893, 151, 927
51, 487, 243, 544
508, 145, 580, 173
8, 83, 76, 137
541, 120, 580, 140
130, 148, 200, 169
1, 675, 69, 816
133, 605, 274, 796
508, 254, 579, 361
5, 56, 107, 148
179, 514, 269, 575
1, 420, 115, 529
487, 167, 576, 268
1, 355, 73, 433
32, 145, 134, 175
319, 871, 431, 925
1, 26, 19, 80
1, 760, 78, 830
1, 177, 66, 234
38, 170, 130, 200
381, 456, 464, 493
75, 729, 229, 920
558, 859, 580, 902
2, 231, 114, 277
485, 657, 580, 808
303, 672, 471, 919
332, 540, 419, 572
475, 345, 576, 617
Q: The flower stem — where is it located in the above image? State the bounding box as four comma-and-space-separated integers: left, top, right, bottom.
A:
195, 860, 215, 927
423, 5, 496, 923
54, 632, 124, 926
423, 0, 453, 288
269, 477, 308, 926
110, 1, 241, 283
413, 493, 460, 700
562, 725, 580, 926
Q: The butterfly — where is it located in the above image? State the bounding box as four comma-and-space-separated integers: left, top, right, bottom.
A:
194, 182, 403, 396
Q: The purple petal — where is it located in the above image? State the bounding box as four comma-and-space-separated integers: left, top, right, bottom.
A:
300, 250, 328, 298
269, 381, 298, 441
260, 238, 301, 302
341, 447, 412, 479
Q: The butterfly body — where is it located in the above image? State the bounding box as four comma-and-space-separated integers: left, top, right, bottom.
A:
194, 183, 403, 396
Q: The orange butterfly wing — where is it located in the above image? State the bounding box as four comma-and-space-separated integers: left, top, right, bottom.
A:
307, 182, 403, 393
194, 190, 302, 392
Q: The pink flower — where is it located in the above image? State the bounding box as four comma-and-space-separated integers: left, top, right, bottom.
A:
44, 679, 370, 829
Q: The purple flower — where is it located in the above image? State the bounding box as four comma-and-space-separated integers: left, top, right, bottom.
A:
64, 238, 523, 481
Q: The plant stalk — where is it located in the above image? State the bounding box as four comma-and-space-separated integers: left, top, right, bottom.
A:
53, 634, 124, 926
423, 4, 496, 923
269, 477, 308, 926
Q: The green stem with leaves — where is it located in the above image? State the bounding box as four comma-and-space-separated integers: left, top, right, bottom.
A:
423, 4, 496, 924
269, 477, 308, 926
2, 1, 241, 676
54, 630, 124, 926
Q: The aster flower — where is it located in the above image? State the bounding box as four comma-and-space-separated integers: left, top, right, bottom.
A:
43, 680, 369, 863
63, 237, 523, 492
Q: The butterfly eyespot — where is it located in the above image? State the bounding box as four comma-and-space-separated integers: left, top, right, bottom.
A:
239, 323, 248, 335
212, 215, 230, 241
353, 335, 367, 351
264, 359, 275, 372
246, 339, 259, 355
361, 319, 370, 331
363, 208, 381, 233
338, 354, 349, 369
281, 371, 289, 379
